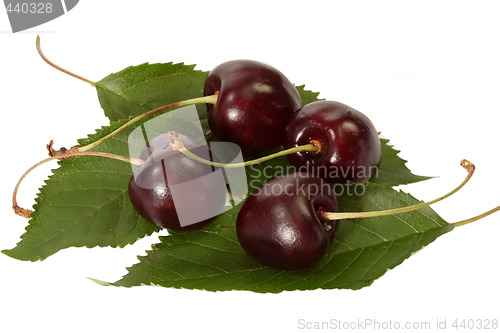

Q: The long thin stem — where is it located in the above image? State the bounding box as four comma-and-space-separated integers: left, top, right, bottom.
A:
320, 159, 475, 221
169, 131, 320, 168
77, 94, 218, 152
12, 152, 143, 219
453, 206, 500, 227
36, 35, 96, 86
180, 144, 318, 168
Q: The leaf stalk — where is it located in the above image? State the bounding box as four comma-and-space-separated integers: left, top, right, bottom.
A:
36, 35, 96, 86
453, 206, 500, 227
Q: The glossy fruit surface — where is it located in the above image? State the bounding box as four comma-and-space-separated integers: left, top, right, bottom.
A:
128, 134, 226, 230
204, 60, 301, 152
236, 173, 339, 270
283, 101, 381, 184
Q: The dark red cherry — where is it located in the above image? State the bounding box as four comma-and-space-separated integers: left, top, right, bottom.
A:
204, 60, 301, 152
128, 134, 227, 230
283, 101, 381, 184
236, 173, 339, 270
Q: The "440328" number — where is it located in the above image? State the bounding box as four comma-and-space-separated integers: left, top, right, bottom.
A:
6, 2, 53, 14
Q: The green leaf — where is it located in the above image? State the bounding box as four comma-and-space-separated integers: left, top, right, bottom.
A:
102, 183, 454, 292
96, 62, 209, 121
295, 84, 323, 105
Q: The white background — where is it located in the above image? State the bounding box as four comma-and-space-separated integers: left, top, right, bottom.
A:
1, 1, 499, 332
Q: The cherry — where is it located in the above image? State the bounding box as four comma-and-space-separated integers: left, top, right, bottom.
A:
128, 134, 227, 230
283, 101, 382, 184
235, 160, 481, 270
236, 172, 339, 270
204, 60, 302, 152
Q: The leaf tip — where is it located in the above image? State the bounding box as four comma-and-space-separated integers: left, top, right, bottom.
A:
87, 277, 112, 286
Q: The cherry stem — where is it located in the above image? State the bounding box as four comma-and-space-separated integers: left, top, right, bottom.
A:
36, 35, 96, 86
77, 93, 219, 152
320, 159, 476, 221
168, 131, 320, 169
12, 144, 144, 219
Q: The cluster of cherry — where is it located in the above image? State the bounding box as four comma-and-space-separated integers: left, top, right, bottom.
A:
128, 60, 382, 270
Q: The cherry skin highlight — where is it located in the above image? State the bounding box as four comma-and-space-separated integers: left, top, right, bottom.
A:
283, 101, 381, 184
204, 60, 302, 152
236, 173, 339, 270
128, 134, 226, 231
